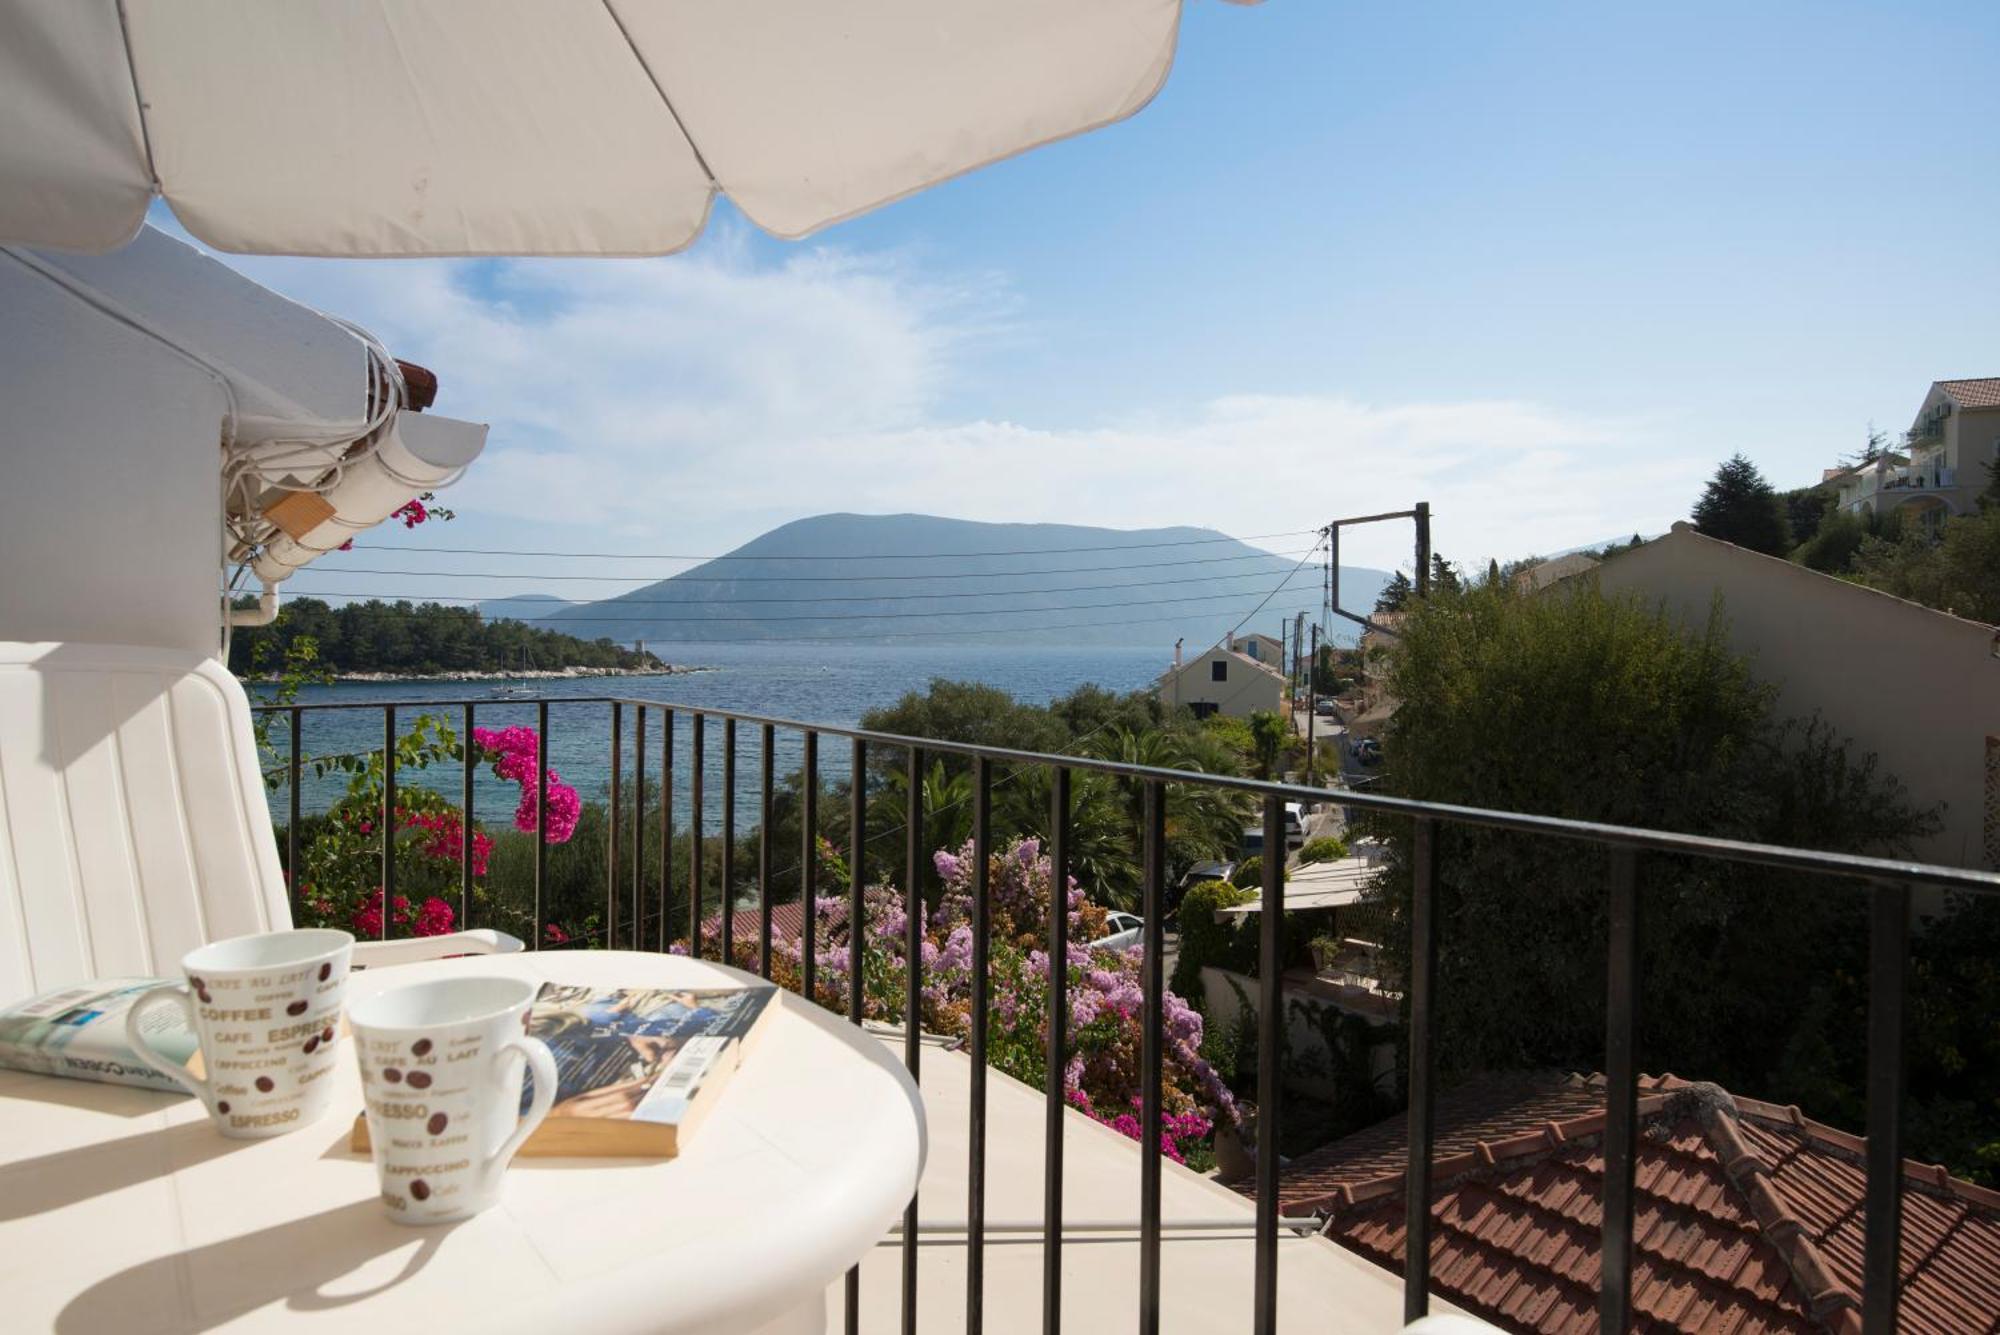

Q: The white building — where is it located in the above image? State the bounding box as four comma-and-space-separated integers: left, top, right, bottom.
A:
1830, 378, 2000, 528
1159, 645, 1285, 719
1229, 631, 1286, 668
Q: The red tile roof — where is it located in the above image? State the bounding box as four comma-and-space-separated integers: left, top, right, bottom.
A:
1936, 378, 2000, 409
700, 899, 808, 946
1287, 1074, 2000, 1334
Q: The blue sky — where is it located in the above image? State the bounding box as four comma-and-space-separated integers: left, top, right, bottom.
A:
197, 0, 2000, 607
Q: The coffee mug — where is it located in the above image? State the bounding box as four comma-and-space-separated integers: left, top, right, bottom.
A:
348, 976, 557, 1225
126, 928, 355, 1138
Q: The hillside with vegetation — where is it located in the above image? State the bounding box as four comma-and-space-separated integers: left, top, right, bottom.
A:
540, 512, 1390, 646
228, 596, 664, 679
1693, 448, 2000, 624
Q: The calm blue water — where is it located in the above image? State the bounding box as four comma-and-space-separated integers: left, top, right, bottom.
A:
257, 642, 1165, 828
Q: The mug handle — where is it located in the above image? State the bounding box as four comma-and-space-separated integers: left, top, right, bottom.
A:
124, 985, 213, 1111
482, 1034, 557, 1192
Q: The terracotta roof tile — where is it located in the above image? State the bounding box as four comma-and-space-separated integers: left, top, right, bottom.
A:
1936, 378, 2000, 409
1288, 1074, 2000, 1334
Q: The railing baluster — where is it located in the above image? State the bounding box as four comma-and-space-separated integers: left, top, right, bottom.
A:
380, 705, 395, 942
722, 718, 736, 966
633, 707, 646, 951
1863, 879, 1911, 1333
1403, 815, 1440, 1321
535, 700, 549, 950
902, 744, 924, 1335
802, 731, 819, 1004
1138, 778, 1166, 1335
659, 709, 673, 952
608, 702, 622, 950
967, 755, 992, 1335
760, 721, 775, 979
1043, 766, 1070, 1335
287, 707, 301, 916
460, 702, 474, 929
1253, 792, 1284, 1334
688, 714, 704, 957
845, 735, 866, 1335
1601, 848, 1640, 1334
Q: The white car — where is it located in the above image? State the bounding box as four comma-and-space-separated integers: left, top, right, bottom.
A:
1091, 911, 1145, 951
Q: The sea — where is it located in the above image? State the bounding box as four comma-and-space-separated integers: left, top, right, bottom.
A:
258, 641, 1166, 827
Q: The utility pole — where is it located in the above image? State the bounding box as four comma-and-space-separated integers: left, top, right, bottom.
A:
1414, 501, 1432, 598
1305, 622, 1319, 786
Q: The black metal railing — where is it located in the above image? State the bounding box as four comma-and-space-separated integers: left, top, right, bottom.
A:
256, 694, 2000, 1335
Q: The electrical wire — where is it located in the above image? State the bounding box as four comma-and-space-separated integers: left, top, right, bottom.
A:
341, 528, 1323, 561
276, 567, 1318, 609
281, 546, 1319, 584
240, 580, 1324, 625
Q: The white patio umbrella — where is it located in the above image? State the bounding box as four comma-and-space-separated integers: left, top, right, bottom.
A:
1, 0, 1248, 258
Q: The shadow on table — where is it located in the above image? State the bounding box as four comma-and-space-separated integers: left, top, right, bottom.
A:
0, 1074, 185, 1118
0, 1117, 239, 1222
57, 1200, 458, 1333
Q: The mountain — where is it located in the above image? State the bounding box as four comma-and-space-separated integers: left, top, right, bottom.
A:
478, 593, 581, 623
542, 513, 1392, 648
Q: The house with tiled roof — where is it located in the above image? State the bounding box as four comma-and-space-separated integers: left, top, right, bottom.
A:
1243, 1072, 2000, 1334
1158, 642, 1284, 719
1831, 378, 2000, 527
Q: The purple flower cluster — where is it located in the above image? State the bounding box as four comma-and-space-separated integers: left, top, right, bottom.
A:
744, 836, 1237, 1159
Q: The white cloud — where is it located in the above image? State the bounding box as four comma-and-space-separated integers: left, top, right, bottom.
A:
211, 231, 1707, 576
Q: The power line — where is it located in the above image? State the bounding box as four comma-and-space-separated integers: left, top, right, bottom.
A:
279, 568, 1315, 609
343, 528, 1322, 562
303, 548, 1318, 583
259, 581, 1327, 625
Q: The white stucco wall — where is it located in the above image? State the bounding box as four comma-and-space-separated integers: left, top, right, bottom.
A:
1591, 524, 2000, 871
1159, 647, 1285, 718
0, 251, 229, 654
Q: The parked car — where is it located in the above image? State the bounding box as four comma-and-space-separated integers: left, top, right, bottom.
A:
1313, 697, 1337, 717
1282, 802, 1306, 845
1350, 737, 1383, 767
1091, 911, 1144, 951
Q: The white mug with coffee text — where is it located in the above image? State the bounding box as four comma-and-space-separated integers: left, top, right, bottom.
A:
348, 975, 557, 1225
126, 928, 354, 1138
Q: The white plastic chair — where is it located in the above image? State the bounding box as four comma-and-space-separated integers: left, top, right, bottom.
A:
0, 642, 520, 1007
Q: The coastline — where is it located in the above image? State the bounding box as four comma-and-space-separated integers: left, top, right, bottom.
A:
255, 665, 706, 685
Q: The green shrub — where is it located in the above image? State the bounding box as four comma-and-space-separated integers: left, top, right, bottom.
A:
1170, 880, 1254, 1001
1373, 579, 1960, 1165
1298, 835, 1348, 864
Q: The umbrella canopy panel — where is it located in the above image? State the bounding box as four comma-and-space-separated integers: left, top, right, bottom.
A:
0, 0, 1188, 257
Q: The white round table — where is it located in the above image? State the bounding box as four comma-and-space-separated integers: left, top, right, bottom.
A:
0, 951, 926, 1335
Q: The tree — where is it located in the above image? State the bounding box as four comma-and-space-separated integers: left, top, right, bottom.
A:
1247, 709, 1288, 780
1369, 580, 1957, 1162
1782, 486, 1833, 547
1849, 507, 2000, 624
1692, 454, 1791, 555
1373, 570, 1412, 615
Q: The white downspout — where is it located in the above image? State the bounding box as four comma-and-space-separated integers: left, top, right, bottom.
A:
226, 579, 282, 627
